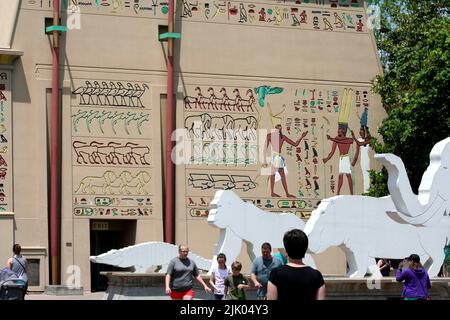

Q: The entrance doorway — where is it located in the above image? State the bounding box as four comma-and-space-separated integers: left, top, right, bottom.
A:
90, 220, 136, 292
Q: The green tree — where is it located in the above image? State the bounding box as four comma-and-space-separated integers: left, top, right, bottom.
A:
365, 0, 450, 197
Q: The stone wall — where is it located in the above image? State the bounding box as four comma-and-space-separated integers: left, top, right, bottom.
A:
102, 272, 450, 300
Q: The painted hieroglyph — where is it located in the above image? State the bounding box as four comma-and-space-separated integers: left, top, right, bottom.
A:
0, 70, 12, 212
24, 0, 365, 34
71, 79, 158, 219
181, 83, 373, 220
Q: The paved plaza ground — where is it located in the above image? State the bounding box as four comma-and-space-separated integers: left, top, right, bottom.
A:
26, 291, 180, 300
26, 292, 106, 300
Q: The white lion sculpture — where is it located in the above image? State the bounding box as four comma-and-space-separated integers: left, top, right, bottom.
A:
90, 241, 212, 273
207, 190, 316, 274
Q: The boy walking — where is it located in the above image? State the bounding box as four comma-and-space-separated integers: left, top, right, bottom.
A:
224, 262, 250, 300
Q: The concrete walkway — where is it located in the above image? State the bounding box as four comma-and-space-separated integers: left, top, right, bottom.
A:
26, 292, 106, 300
26, 291, 176, 300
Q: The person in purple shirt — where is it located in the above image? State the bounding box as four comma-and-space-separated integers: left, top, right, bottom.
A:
396, 254, 431, 300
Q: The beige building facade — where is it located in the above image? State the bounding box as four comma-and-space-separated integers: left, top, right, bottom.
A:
0, 0, 385, 292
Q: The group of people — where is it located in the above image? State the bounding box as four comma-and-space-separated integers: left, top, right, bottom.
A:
165, 229, 326, 301
3, 241, 436, 301
165, 231, 437, 301
3, 242, 436, 302
164, 244, 252, 300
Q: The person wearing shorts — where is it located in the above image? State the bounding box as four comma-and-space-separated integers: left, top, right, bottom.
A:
165, 244, 211, 300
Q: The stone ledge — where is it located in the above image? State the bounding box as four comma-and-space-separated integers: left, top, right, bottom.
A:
101, 273, 450, 300
44, 285, 84, 296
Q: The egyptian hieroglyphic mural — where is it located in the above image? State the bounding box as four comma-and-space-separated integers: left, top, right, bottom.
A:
24, 0, 365, 33
24, 0, 170, 16
71, 79, 156, 218
181, 83, 373, 220
0, 70, 12, 212
180, 0, 366, 33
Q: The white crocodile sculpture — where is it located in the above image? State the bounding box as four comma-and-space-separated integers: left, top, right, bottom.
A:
90, 241, 212, 273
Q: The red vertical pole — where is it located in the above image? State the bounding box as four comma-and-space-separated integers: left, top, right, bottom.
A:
165, 0, 175, 244
50, 0, 61, 284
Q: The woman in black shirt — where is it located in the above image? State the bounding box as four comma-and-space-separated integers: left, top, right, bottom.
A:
267, 229, 325, 300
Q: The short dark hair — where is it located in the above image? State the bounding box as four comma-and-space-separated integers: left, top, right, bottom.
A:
408, 254, 420, 263
217, 253, 227, 261
13, 244, 21, 255
261, 242, 272, 250
231, 261, 242, 271
283, 229, 308, 259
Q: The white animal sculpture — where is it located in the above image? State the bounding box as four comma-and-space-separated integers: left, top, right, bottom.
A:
304, 137, 450, 278
90, 241, 212, 273
304, 195, 449, 278
374, 137, 450, 226
207, 190, 316, 274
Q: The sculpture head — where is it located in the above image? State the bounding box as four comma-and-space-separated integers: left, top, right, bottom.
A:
418, 137, 450, 204
208, 190, 243, 229
304, 200, 336, 254
90, 249, 124, 266
375, 137, 450, 226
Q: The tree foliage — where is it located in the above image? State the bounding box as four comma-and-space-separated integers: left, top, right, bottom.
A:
364, 0, 450, 197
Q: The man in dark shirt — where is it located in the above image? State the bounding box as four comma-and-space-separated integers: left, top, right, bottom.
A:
267, 229, 326, 300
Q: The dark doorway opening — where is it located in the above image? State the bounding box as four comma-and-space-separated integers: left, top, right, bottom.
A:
90, 220, 136, 292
